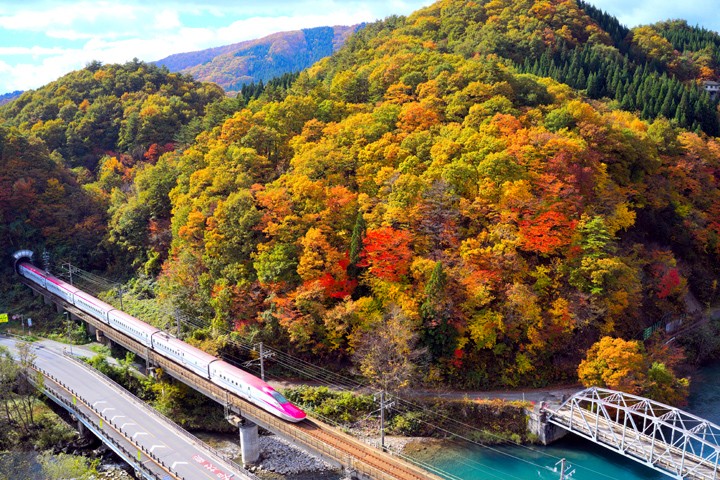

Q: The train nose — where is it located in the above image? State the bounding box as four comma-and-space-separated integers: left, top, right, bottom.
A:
284, 403, 306, 420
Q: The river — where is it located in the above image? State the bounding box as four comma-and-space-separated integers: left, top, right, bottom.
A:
418, 363, 720, 480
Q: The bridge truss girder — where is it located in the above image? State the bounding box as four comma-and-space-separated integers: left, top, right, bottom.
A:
546, 387, 720, 480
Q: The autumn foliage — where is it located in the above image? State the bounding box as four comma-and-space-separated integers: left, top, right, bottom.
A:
5, 0, 720, 392
578, 336, 689, 405
358, 227, 413, 282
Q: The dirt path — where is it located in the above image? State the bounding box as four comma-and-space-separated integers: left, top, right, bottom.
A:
269, 378, 582, 405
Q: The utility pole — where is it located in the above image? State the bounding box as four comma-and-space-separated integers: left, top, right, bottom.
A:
556, 458, 575, 479
380, 390, 386, 451
259, 342, 265, 381
63, 311, 70, 337
174, 308, 181, 338
42, 250, 50, 273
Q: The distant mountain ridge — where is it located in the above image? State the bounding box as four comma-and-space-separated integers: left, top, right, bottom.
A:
0, 90, 22, 105
155, 25, 361, 93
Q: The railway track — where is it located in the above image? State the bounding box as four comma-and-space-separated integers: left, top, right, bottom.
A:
22, 280, 443, 480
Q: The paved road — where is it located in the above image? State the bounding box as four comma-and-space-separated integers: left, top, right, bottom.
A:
0, 336, 252, 480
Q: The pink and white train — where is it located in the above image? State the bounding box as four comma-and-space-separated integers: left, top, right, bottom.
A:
15, 256, 306, 423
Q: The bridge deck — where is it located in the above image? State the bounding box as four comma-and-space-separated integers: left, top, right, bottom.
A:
0, 336, 251, 480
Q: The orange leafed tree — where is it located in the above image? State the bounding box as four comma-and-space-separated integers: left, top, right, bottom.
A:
577, 336, 647, 394
519, 209, 577, 255
359, 227, 413, 282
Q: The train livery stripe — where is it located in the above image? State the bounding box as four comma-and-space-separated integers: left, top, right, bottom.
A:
16, 261, 306, 423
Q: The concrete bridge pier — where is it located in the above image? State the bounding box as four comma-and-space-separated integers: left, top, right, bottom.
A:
84, 323, 100, 342
71, 416, 94, 441
239, 419, 260, 465
226, 412, 261, 465
43, 294, 52, 306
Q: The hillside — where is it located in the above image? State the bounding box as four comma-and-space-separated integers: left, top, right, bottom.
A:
0, 60, 224, 171
128, 0, 719, 393
155, 25, 361, 93
0, 126, 105, 267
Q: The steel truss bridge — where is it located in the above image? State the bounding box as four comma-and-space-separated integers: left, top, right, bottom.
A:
546, 387, 720, 479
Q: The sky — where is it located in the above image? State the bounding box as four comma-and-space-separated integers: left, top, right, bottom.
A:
0, 0, 718, 95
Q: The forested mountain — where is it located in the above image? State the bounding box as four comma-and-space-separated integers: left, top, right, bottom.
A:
155, 26, 361, 94
0, 60, 224, 172
0, 60, 226, 272
2, 0, 720, 397
0, 127, 105, 266
137, 0, 719, 391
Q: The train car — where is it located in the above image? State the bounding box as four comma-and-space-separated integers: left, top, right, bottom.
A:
44, 275, 80, 304
150, 331, 217, 378
209, 361, 306, 422
108, 309, 159, 347
18, 262, 47, 289
13, 251, 307, 424
72, 290, 114, 323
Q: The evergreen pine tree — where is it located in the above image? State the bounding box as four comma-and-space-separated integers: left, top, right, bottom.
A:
576, 68, 587, 89
348, 211, 366, 270
660, 88, 675, 118
420, 261, 455, 360
674, 91, 690, 127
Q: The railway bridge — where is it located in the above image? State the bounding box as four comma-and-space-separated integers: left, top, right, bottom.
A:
15, 260, 442, 480
544, 387, 720, 479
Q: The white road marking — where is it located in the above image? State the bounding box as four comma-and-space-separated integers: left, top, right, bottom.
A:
171, 461, 188, 469
150, 444, 167, 453
92, 400, 107, 407
132, 431, 149, 440
120, 422, 136, 430
101, 407, 115, 414
111, 415, 125, 422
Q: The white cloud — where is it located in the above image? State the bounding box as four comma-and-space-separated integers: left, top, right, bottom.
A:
0, 0, 401, 93
0, 46, 67, 56
154, 9, 182, 31
0, 2, 138, 31
589, 0, 719, 31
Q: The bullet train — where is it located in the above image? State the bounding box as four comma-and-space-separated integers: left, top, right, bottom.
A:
14, 257, 306, 423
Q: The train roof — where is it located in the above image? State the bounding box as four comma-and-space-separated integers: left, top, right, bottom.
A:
20, 263, 45, 275
108, 309, 160, 335
73, 289, 116, 313
152, 331, 217, 363
45, 274, 80, 292
211, 360, 270, 390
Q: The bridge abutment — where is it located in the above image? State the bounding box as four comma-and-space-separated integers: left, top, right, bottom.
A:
527, 402, 568, 445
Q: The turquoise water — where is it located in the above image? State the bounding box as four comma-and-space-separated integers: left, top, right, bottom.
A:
425, 364, 720, 480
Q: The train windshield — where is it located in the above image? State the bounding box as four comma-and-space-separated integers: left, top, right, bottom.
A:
270, 391, 290, 404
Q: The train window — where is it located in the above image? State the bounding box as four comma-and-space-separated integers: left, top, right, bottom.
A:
270, 391, 290, 404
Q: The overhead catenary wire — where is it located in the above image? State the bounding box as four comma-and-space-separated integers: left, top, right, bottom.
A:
190, 322, 623, 480
182, 317, 622, 480
52, 261, 620, 480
